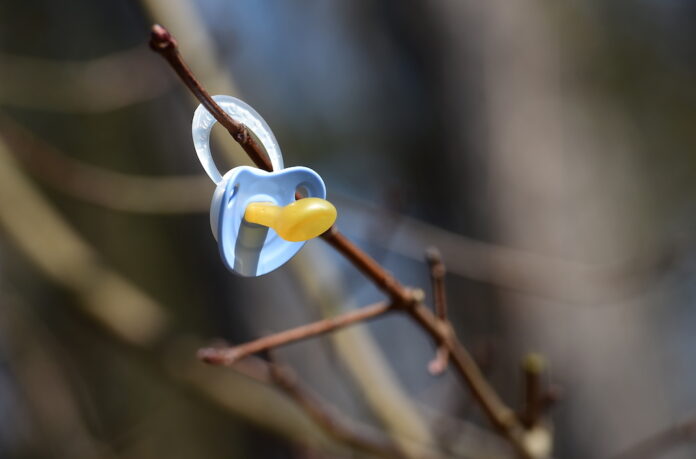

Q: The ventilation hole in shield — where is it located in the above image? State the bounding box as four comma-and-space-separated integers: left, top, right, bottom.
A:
227, 183, 239, 204
295, 184, 309, 200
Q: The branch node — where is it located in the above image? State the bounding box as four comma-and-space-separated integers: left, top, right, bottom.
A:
410, 287, 426, 304
233, 129, 249, 144
197, 347, 239, 366
426, 246, 446, 277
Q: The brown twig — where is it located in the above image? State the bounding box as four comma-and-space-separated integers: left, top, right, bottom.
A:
231, 355, 403, 458
268, 364, 403, 458
426, 247, 448, 321
425, 247, 450, 375
150, 24, 532, 458
150, 24, 272, 171
610, 415, 696, 459
198, 301, 394, 365
321, 226, 405, 301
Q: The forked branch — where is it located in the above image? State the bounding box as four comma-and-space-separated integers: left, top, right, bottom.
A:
150, 24, 535, 458
232, 355, 403, 458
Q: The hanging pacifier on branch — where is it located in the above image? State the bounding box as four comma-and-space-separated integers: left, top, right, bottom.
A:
192, 95, 336, 277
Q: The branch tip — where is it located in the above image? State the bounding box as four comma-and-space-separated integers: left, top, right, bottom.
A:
410, 288, 426, 304
197, 347, 238, 365
425, 246, 442, 264
522, 352, 546, 374
428, 347, 450, 375
149, 24, 176, 51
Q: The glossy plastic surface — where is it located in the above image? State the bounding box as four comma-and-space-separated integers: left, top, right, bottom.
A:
192, 95, 284, 182
211, 166, 327, 276
192, 95, 334, 276
245, 198, 337, 242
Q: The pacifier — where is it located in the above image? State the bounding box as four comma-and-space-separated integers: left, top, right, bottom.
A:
192, 95, 336, 276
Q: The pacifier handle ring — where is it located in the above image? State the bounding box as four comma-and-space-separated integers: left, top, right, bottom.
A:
192, 95, 285, 184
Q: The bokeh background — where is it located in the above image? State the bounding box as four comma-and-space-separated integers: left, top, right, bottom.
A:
0, 0, 695, 458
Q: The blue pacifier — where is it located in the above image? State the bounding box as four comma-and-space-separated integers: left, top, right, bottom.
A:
192, 95, 336, 276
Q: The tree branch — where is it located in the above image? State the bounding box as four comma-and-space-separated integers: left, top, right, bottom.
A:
231, 356, 403, 458
198, 301, 394, 365
425, 247, 450, 375
150, 24, 272, 171
426, 247, 448, 321
150, 24, 532, 458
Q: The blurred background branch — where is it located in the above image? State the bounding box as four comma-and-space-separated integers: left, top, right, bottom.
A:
0, 134, 334, 450
610, 414, 696, 459
0, 47, 173, 113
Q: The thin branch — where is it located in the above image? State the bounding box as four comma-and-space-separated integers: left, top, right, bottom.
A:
426, 247, 448, 321
230, 356, 403, 458
269, 366, 402, 458
320, 226, 406, 301
150, 24, 272, 171
150, 24, 531, 458
202, 300, 530, 456
149, 25, 408, 302
610, 415, 696, 459
198, 301, 394, 365
406, 302, 524, 447
426, 247, 449, 375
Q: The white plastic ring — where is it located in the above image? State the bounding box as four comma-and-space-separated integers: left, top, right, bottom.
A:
192, 95, 284, 184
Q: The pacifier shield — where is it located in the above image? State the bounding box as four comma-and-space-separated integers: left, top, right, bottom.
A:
212, 166, 326, 276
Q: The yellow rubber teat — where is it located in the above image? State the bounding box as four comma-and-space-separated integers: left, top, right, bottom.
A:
244, 198, 337, 242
